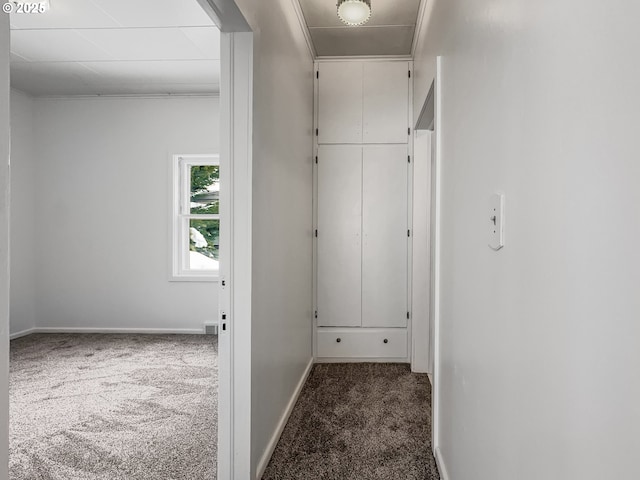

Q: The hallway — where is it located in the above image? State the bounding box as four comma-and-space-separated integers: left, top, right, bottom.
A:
263, 364, 439, 480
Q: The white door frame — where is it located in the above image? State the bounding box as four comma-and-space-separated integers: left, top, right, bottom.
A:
411, 129, 432, 373
0, 14, 10, 480
173, 1, 256, 478
217, 30, 253, 480
0, 2, 257, 478
432, 56, 446, 476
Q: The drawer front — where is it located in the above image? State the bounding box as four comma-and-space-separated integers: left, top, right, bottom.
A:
317, 328, 408, 359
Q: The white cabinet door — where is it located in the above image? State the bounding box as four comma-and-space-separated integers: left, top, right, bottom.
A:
317, 145, 362, 327
362, 145, 408, 327
363, 62, 409, 144
318, 62, 363, 144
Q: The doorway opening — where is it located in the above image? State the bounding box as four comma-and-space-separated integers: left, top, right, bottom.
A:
6, 0, 225, 477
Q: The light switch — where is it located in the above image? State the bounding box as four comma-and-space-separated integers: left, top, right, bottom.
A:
489, 193, 504, 250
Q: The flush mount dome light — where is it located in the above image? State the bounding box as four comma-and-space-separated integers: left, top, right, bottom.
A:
337, 0, 371, 26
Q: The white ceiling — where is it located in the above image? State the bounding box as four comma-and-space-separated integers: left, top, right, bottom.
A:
9, 0, 220, 96
298, 0, 421, 56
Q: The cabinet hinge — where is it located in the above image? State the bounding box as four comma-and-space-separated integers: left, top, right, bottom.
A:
407, 311, 410, 320
407, 229, 411, 237
408, 155, 411, 163
316, 71, 319, 79
315, 229, 318, 238
314, 311, 318, 319
316, 128, 319, 137
408, 70, 411, 78
315, 156, 318, 164
408, 127, 411, 135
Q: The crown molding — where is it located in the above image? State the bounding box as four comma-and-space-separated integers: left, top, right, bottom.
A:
34, 93, 220, 100
316, 55, 412, 62
291, 0, 317, 60
411, 0, 429, 58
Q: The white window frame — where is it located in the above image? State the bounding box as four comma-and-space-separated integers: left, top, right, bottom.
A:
170, 153, 220, 282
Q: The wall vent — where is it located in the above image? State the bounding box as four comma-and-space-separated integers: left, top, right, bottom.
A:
204, 323, 219, 335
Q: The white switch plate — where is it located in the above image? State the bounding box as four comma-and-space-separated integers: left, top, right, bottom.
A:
489, 193, 504, 250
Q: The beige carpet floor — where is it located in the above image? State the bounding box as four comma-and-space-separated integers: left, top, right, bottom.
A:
262, 363, 440, 480
9, 333, 217, 480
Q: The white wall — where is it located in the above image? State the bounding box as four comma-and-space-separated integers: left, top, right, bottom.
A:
9, 90, 35, 336
0, 14, 10, 480
31, 96, 220, 332
414, 1, 640, 479
233, 0, 314, 476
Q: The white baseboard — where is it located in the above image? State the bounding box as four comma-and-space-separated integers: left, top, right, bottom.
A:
26, 327, 205, 335
9, 328, 36, 340
435, 446, 450, 480
255, 357, 314, 480
315, 357, 410, 364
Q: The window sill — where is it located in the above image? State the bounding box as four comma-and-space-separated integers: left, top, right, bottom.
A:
170, 275, 219, 283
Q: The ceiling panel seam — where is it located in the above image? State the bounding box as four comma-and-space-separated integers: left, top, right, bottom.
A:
73, 28, 116, 61
87, 0, 124, 28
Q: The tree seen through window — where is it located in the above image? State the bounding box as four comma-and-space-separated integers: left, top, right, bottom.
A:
189, 165, 219, 260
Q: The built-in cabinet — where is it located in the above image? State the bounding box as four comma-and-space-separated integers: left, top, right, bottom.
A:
315, 60, 412, 360
318, 62, 410, 145
317, 144, 362, 327
362, 144, 409, 328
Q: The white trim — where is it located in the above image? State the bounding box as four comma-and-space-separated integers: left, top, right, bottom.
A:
432, 55, 443, 455
170, 275, 219, 283
407, 60, 415, 371
316, 55, 412, 62
218, 30, 254, 480
435, 447, 450, 480
410, 130, 432, 374
34, 93, 220, 100
411, 0, 429, 58
217, 32, 235, 480
205, 5, 253, 479
196, 0, 251, 33
315, 357, 410, 364
312, 61, 319, 360
32, 327, 207, 335
255, 358, 314, 480
9, 328, 36, 340
218, 32, 234, 480
313, 142, 411, 146
312, 24, 416, 29
291, 0, 317, 59
0, 18, 9, 480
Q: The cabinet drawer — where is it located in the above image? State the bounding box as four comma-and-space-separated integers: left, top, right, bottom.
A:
317, 328, 408, 359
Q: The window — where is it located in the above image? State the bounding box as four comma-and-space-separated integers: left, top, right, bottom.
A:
171, 154, 220, 281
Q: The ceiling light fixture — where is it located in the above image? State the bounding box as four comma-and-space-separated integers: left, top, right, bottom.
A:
337, 0, 371, 26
